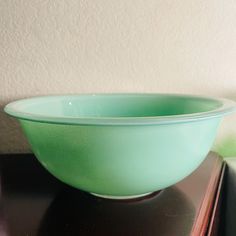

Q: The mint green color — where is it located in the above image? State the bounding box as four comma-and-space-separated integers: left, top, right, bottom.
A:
4, 94, 236, 198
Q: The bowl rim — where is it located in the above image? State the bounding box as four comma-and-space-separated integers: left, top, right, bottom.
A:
4, 93, 236, 126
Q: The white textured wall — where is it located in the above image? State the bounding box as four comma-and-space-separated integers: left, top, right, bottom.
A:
1, 0, 236, 153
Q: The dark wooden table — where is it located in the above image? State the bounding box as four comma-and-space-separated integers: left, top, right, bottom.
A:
0, 152, 223, 236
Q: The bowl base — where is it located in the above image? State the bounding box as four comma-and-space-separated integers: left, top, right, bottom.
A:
90, 191, 154, 200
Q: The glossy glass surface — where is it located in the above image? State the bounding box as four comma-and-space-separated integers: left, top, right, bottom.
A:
4, 94, 236, 198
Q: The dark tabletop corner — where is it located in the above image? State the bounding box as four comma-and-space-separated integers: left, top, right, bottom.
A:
0, 153, 65, 194
0, 152, 224, 236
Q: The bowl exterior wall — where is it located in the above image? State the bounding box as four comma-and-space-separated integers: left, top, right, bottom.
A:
20, 118, 221, 196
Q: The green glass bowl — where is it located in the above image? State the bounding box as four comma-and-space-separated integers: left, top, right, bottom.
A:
4, 94, 236, 199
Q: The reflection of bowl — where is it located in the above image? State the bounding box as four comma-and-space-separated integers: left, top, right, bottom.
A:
4, 94, 236, 199
38, 187, 194, 236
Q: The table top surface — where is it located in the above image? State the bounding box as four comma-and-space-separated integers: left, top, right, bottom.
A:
0, 152, 222, 236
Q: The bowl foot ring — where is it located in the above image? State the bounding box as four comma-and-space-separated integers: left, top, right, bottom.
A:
90, 191, 161, 200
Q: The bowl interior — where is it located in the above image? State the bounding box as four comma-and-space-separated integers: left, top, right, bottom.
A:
9, 94, 222, 118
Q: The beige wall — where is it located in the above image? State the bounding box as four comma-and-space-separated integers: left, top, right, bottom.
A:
1, 0, 236, 153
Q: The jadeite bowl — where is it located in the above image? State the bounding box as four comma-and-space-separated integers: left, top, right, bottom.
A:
4, 94, 236, 199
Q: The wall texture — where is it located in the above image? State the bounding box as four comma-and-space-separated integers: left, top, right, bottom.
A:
1, 0, 236, 153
